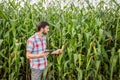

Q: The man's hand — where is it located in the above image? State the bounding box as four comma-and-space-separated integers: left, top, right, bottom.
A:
52, 49, 62, 54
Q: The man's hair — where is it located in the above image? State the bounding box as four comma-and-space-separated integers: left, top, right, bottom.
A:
37, 21, 49, 31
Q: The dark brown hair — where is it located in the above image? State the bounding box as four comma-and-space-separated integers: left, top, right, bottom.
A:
37, 21, 49, 31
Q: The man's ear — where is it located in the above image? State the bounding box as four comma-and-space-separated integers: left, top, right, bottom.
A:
41, 28, 44, 31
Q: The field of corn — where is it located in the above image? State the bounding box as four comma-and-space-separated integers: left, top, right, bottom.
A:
0, 0, 120, 80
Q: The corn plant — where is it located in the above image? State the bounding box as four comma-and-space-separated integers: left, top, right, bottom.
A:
0, 0, 120, 80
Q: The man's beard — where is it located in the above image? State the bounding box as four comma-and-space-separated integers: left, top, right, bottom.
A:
42, 31, 47, 35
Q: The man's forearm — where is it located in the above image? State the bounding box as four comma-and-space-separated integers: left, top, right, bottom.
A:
26, 52, 44, 59
51, 50, 59, 54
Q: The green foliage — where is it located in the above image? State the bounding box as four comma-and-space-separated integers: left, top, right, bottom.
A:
0, 0, 120, 80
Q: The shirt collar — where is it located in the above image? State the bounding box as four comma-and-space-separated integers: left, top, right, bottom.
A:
35, 33, 44, 39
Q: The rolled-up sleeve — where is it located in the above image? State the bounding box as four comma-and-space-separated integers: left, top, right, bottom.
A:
26, 39, 34, 53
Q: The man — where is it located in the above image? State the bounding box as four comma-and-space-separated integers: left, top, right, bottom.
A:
26, 21, 62, 80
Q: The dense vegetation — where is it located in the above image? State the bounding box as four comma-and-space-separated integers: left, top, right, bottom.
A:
0, 0, 120, 80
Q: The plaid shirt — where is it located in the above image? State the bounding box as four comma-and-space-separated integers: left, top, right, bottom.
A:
26, 33, 47, 70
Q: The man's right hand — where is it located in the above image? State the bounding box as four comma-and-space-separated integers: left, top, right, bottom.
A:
44, 51, 49, 56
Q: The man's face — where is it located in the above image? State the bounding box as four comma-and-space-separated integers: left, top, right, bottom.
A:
42, 26, 49, 35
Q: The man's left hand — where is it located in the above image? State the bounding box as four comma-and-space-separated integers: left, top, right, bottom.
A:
52, 49, 62, 54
